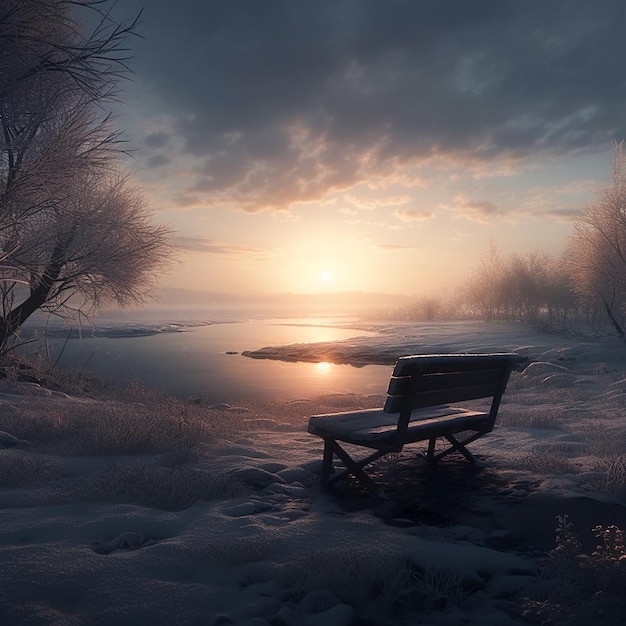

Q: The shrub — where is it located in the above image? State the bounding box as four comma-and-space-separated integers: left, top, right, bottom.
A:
521, 515, 626, 625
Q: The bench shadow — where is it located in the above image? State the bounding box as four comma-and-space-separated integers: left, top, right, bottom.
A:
327, 453, 626, 555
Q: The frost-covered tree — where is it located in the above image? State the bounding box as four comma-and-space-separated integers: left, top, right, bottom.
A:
464, 241, 504, 322
0, 0, 173, 349
501, 250, 553, 322
568, 141, 626, 338
543, 255, 579, 328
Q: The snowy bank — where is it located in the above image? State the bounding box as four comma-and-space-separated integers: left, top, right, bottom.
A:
1, 322, 626, 625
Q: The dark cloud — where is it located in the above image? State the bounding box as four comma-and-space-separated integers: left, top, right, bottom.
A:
146, 154, 170, 168
143, 132, 171, 149
122, 0, 626, 210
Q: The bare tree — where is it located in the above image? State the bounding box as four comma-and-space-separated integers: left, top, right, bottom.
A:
464, 241, 504, 322
501, 250, 552, 322
543, 254, 578, 329
0, 0, 173, 349
568, 141, 626, 338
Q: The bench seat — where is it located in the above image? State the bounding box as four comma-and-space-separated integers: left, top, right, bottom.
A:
308, 406, 487, 448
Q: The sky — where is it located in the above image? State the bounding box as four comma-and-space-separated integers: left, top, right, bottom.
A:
99, 0, 626, 299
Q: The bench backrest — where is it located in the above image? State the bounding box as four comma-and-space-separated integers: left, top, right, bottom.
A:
384, 353, 520, 436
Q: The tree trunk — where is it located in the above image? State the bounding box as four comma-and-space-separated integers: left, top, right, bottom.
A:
602, 296, 625, 339
0, 237, 68, 348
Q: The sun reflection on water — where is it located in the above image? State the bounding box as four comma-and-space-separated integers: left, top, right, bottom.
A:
315, 361, 332, 375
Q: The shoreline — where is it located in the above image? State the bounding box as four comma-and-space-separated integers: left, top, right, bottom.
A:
241, 319, 620, 367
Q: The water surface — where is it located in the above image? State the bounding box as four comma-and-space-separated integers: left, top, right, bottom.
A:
32, 318, 390, 403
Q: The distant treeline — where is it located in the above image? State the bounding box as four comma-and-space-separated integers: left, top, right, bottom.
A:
381, 241, 625, 338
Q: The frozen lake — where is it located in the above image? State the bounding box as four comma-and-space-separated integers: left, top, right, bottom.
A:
22, 317, 390, 403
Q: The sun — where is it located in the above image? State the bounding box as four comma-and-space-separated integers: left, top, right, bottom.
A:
319, 270, 333, 283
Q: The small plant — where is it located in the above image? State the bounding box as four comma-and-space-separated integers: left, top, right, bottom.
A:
409, 566, 466, 611
579, 524, 626, 595
548, 514, 584, 577
521, 515, 626, 625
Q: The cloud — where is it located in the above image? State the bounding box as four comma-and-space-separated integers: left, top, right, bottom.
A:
146, 154, 170, 168
143, 132, 171, 149
344, 194, 412, 210
376, 244, 416, 251
339, 207, 359, 217
543, 207, 581, 220
393, 208, 436, 222
174, 236, 263, 256
121, 0, 626, 211
511, 186, 587, 221
442, 194, 502, 222
170, 195, 219, 211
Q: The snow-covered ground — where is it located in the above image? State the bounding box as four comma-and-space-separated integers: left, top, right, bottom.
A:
1, 321, 625, 625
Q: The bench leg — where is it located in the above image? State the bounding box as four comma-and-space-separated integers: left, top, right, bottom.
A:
430, 431, 487, 464
426, 437, 436, 463
321, 439, 385, 493
321, 439, 335, 486
444, 434, 478, 464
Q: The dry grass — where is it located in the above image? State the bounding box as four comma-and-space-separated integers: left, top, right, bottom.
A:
278, 549, 468, 614
604, 456, 626, 499
579, 423, 626, 457
0, 354, 259, 505
68, 462, 247, 511
0, 451, 64, 488
511, 452, 577, 475
498, 405, 565, 430
0, 399, 212, 456
0, 372, 245, 458
585, 456, 626, 502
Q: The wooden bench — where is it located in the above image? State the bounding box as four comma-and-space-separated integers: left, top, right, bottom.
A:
308, 353, 521, 492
